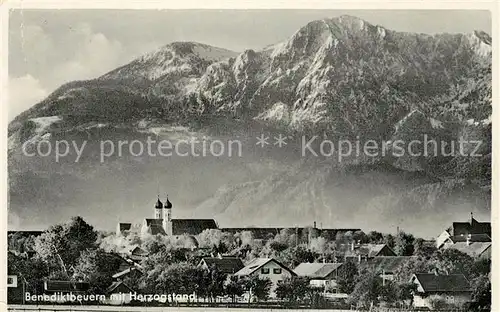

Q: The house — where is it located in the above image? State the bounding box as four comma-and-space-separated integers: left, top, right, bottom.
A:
234, 258, 296, 298
198, 256, 245, 275
443, 241, 491, 259
342, 243, 396, 262
438, 233, 491, 248
293, 262, 343, 291
116, 223, 132, 236
437, 233, 491, 250
410, 273, 472, 309
103, 281, 135, 305
359, 256, 415, 281
436, 213, 491, 248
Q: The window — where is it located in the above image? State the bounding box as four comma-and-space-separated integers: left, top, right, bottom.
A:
273, 268, 282, 274
261, 268, 270, 274
7, 275, 17, 288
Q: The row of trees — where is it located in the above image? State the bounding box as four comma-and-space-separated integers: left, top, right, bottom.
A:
9, 217, 124, 295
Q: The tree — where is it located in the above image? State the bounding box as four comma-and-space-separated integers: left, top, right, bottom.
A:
394, 231, 415, 256
274, 228, 297, 246
244, 275, 272, 302
309, 237, 327, 254
152, 262, 207, 302
225, 276, 245, 302
413, 238, 437, 258
337, 261, 358, 294
393, 256, 436, 283
72, 249, 123, 294
282, 246, 317, 268
468, 275, 491, 312
8, 233, 37, 255
276, 277, 310, 303
383, 234, 395, 249
206, 265, 227, 300
269, 241, 289, 253
367, 231, 384, 244
353, 230, 368, 243
472, 258, 491, 278
436, 249, 474, 278
8, 252, 48, 295
394, 282, 417, 306
34, 216, 97, 277
276, 276, 324, 305
197, 229, 236, 251
348, 270, 385, 308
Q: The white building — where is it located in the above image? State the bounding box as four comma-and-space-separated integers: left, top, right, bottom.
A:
410, 273, 472, 309
234, 258, 296, 298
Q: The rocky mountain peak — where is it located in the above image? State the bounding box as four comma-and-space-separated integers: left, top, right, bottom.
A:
102, 41, 237, 82
466, 31, 492, 57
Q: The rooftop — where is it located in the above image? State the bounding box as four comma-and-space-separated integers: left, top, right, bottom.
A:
444, 242, 491, 257
235, 258, 295, 277
172, 219, 218, 235
344, 244, 395, 258
449, 233, 491, 243
412, 273, 471, 293
359, 256, 415, 273
201, 257, 245, 274
294, 263, 343, 279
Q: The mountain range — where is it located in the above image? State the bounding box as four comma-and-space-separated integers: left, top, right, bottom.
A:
8, 15, 492, 237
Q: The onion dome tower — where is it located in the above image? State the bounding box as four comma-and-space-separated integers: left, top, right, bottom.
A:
154, 195, 163, 219
163, 195, 173, 235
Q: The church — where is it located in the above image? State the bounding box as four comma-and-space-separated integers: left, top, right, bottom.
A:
116, 196, 218, 238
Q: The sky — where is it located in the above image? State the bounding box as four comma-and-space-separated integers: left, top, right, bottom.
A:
8, 9, 492, 120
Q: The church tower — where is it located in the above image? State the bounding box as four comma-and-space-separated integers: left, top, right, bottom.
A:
163, 196, 173, 236
154, 196, 163, 219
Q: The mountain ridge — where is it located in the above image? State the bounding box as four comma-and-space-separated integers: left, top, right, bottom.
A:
8, 16, 492, 234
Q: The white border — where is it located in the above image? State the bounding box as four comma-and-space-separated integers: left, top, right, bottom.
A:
0, 1, 498, 311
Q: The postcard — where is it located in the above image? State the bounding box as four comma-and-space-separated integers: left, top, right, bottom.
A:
3, 2, 496, 311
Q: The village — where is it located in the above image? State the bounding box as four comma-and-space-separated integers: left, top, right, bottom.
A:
7, 196, 492, 311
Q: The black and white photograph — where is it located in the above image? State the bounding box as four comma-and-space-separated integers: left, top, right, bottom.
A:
4, 3, 495, 311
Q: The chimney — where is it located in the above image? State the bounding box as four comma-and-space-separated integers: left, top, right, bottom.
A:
466, 234, 471, 246
351, 241, 355, 251
470, 212, 474, 225
358, 254, 362, 263
313, 221, 317, 229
